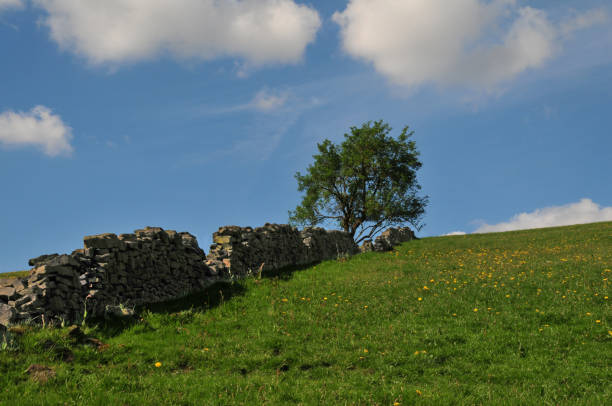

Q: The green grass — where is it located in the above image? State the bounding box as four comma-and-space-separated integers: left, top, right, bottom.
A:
1, 222, 610, 405
0, 270, 29, 279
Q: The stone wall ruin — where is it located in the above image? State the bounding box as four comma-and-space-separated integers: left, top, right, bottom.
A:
1, 224, 412, 328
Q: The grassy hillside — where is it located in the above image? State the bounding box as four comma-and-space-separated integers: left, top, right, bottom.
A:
1, 222, 610, 405
0, 270, 29, 279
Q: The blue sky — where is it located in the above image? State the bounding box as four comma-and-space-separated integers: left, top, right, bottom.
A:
1, 0, 611, 272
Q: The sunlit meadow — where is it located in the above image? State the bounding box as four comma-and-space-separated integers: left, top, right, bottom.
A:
1, 222, 610, 404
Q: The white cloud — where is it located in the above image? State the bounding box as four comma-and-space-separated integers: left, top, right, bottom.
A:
445, 231, 467, 236
475, 199, 612, 233
33, 0, 321, 67
0, 0, 23, 12
333, 0, 607, 88
561, 8, 609, 37
0, 106, 73, 156
250, 89, 290, 112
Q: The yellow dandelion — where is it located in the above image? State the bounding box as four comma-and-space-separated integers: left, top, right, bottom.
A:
586, 312, 592, 316
473, 308, 478, 312
608, 331, 612, 336
364, 305, 368, 309
417, 297, 422, 301
364, 348, 369, 353
416, 389, 422, 396
423, 286, 429, 290
323, 297, 327, 300
393, 402, 400, 406
281, 298, 288, 302
204, 348, 209, 351
155, 362, 162, 368
596, 320, 601, 324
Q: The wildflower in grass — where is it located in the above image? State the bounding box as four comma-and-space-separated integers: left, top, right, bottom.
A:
364, 348, 368, 353
608, 331, 612, 336
596, 320, 601, 324
393, 402, 400, 406
586, 312, 592, 316
155, 362, 162, 368
423, 286, 429, 290
204, 348, 209, 351
418, 297, 422, 301
281, 298, 288, 302
416, 389, 422, 396
323, 297, 327, 300
364, 305, 368, 309
473, 308, 478, 312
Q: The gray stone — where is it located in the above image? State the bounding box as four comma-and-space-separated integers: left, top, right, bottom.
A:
83, 233, 122, 250
11, 279, 26, 292
360, 240, 374, 253
15, 294, 40, 308
0, 303, 16, 326
0, 287, 16, 301
28, 254, 59, 267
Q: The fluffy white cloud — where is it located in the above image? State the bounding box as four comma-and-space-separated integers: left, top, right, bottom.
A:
0, 0, 23, 10
0, 106, 73, 156
475, 199, 612, 233
445, 231, 467, 236
33, 0, 321, 67
333, 0, 606, 88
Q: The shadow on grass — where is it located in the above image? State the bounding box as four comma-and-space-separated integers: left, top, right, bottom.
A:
259, 261, 320, 281
87, 260, 322, 336
86, 281, 246, 336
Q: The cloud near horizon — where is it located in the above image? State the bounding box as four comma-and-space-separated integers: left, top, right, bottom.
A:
333, 0, 608, 89
33, 0, 321, 68
445, 231, 467, 236
0, 105, 73, 156
474, 198, 612, 233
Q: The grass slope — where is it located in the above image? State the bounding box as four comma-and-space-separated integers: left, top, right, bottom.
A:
0, 270, 29, 279
1, 222, 610, 405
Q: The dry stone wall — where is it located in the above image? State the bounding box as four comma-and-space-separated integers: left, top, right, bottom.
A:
0, 227, 211, 326
360, 227, 417, 252
205, 223, 360, 277
1, 223, 411, 328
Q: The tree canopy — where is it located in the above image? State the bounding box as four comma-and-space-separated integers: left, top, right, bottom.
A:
289, 120, 428, 243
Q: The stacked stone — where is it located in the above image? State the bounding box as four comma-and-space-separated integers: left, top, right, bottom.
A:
78, 227, 210, 312
0, 255, 83, 326
1, 227, 210, 327
300, 227, 360, 262
2, 223, 414, 330
360, 227, 416, 252
206, 223, 359, 277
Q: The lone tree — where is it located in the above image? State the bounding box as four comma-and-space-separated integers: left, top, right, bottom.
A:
289, 120, 428, 244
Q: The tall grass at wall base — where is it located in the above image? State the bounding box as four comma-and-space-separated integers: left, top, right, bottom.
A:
0, 221, 611, 404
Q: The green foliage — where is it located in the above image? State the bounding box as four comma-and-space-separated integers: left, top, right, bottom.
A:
289, 120, 428, 243
0, 222, 610, 404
